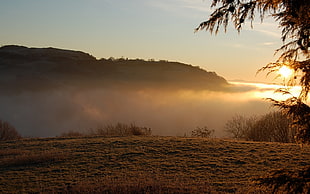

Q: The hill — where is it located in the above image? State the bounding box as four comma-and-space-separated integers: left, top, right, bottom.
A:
0, 45, 229, 93
0, 136, 309, 193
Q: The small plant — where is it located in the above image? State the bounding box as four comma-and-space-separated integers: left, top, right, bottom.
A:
58, 123, 152, 137
191, 126, 214, 138
93, 122, 152, 137
60, 131, 85, 137
0, 120, 21, 141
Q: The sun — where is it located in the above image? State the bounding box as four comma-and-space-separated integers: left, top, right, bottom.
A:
278, 66, 293, 78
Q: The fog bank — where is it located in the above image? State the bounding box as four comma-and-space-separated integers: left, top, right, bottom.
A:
0, 84, 273, 137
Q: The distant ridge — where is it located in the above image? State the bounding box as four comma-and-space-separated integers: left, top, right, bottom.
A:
0, 45, 96, 62
0, 45, 230, 93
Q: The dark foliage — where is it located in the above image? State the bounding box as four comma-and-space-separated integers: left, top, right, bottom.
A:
195, 0, 309, 63
268, 97, 310, 144
196, 0, 310, 144
255, 166, 310, 193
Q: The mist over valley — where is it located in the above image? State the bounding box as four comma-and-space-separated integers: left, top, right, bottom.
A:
0, 45, 273, 137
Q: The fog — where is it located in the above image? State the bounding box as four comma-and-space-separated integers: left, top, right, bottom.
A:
0, 81, 278, 138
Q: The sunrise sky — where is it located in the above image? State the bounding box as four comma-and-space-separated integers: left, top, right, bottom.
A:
0, 0, 283, 82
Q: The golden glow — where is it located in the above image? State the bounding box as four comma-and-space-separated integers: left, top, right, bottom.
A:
229, 81, 301, 101
278, 66, 293, 78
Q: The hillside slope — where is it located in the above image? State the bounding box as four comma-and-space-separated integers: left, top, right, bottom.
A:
0, 136, 309, 193
0, 45, 229, 93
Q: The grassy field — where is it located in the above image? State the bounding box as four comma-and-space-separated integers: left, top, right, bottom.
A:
0, 136, 309, 193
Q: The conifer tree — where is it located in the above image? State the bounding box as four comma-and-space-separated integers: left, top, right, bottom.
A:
196, 0, 310, 144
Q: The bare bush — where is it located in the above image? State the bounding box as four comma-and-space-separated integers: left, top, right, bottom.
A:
91, 123, 152, 137
60, 131, 85, 137
59, 123, 152, 137
0, 120, 21, 141
224, 115, 256, 140
249, 112, 295, 143
225, 112, 295, 143
191, 126, 214, 138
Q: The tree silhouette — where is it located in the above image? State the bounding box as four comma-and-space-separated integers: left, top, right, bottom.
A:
0, 120, 21, 141
196, 0, 310, 144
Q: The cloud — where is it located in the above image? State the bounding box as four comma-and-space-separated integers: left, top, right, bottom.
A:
261, 42, 276, 46
231, 43, 245, 48
255, 29, 281, 38
179, 0, 211, 12
244, 21, 281, 38
145, 0, 211, 18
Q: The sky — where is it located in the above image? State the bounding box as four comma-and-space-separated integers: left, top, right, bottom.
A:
0, 0, 283, 82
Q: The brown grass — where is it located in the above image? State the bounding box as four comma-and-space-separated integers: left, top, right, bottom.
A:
0, 136, 309, 193
55, 173, 212, 194
0, 148, 24, 157
0, 148, 67, 167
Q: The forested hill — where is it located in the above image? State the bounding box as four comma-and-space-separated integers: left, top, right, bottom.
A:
0, 45, 229, 92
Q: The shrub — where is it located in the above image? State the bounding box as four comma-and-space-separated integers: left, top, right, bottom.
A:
191, 126, 214, 138
91, 123, 152, 137
58, 123, 152, 137
224, 115, 256, 140
248, 112, 295, 143
60, 131, 85, 137
225, 112, 295, 143
0, 120, 21, 141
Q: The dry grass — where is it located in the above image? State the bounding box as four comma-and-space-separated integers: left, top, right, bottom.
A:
0, 150, 67, 167
0, 136, 309, 193
0, 148, 24, 157
55, 173, 212, 194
